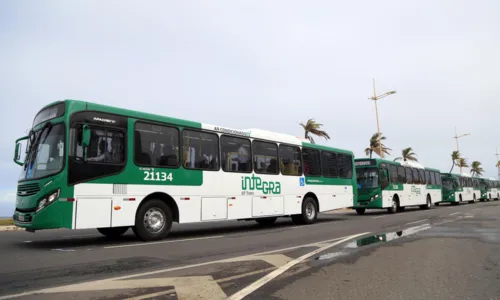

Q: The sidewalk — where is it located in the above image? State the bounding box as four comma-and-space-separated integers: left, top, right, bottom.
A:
0, 225, 24, 232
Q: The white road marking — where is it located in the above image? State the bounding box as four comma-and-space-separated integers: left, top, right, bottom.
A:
449, 212, 461, 216
372, 215, 388, 219
0, 235, 353, 300
51, 248, 76, 252
104, 235, 224, 249
226, 232, 370, 300
404, 219, 428, 226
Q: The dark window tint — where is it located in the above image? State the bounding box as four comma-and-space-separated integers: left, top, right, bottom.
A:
134, 122, 179, 167
253, 141, 279, 175
389, 165, 398, 183
418, 169, 425, 185
279, 145, 302, 176
435, 172, 442, 186
322, 151, 338, 177
412, 168, 419, 184
69, 125, 126, 185
221, 136, 252, 173
338, 154, 353, 179
397, 166, 406, 183
430, 172, 436, 185
77, 128, 125, 164
425, 171, 431, 184
182, 130, 219, 170
302, 148, 322, 176
405, 167, 413, 184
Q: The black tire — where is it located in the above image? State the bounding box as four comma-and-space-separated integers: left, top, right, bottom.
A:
133, 199, 173, 242
387, 197, 398, 214
469, 194, 476, 204
291, 197, 318, 225
355, 208, 366, 215
255, 217, 278, 226
420, 195, 431, 210
97, 226, 129, 238
435, 202, 440, 206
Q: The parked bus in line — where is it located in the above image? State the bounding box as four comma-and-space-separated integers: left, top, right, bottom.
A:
353, 158, 442, 214
488, 178, 500, 200
440, 172, 479, 205
12, 99, 358, 241
477, 177, 500, 201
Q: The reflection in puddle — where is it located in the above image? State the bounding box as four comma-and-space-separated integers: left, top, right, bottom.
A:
345, 223, 431, 249
314, 224, 432, 261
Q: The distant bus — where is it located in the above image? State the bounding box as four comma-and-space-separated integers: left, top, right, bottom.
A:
353, 158, 442, 214
478, 177, 500, 201
440, 172, 480, 204
12, 99, 357, 241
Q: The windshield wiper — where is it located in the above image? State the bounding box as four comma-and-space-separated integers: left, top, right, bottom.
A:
24, 122, 53, 171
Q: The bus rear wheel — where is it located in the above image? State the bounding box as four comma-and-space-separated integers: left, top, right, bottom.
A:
291, 197, 318, 225
420, 195, 431, 210
133, 199, 173, 242
97, 226, 129, 238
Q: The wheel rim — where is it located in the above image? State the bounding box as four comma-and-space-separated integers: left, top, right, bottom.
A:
144, 207, 166, 233
306, 202, 316, 219
427, 198, 430, 207
392, 201, 396, 211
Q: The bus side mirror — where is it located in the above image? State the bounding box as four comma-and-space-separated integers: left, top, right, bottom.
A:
14, 136, 28, 166
82, 125, 91, 148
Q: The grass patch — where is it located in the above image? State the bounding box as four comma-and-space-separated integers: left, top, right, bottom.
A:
0, 218, 14, 226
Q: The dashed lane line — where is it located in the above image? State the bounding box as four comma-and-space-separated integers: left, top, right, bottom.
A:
104, 235, 224, 249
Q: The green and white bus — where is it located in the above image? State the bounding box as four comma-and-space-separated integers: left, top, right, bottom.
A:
440, 172, 480, 204
353, 158, 442, 214
477, 177, 500, 201
13, 99, 357, 241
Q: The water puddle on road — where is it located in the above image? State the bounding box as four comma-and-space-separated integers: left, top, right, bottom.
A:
316, 223, 431, 261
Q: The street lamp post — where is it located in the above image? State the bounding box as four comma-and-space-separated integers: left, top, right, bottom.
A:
369, 79, 396, 159
452, 126, 470, 174
495, 145, 500, 180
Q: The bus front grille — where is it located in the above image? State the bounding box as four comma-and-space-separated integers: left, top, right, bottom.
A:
17, 183, 41, 197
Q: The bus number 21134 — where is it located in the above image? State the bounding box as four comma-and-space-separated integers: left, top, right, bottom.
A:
143, 171, 173, 182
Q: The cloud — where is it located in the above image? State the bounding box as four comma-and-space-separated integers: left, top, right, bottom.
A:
0, 191, 15, 217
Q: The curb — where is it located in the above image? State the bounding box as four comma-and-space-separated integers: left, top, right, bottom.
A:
0, 225, 25, 232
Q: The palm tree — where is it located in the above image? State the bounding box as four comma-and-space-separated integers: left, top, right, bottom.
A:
470, 161, 484, 177
364, 132, 391, 158
449, 150, 460, 173
456, 157, 469, 171
394, 147, 418, 162
299, 118, 330, 144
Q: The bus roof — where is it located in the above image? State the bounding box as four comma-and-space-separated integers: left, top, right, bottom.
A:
61, 99, 353, 154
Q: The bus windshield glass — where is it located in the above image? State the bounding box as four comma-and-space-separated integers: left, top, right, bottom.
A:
356, 167, 379, 189
442, 178, 454, 190
19, 123, 65, 181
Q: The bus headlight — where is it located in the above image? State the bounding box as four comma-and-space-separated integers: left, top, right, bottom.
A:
36, 189, 60, 212
370, 194, 380, 201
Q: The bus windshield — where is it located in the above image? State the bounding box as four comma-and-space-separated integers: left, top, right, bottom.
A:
442, 178, 454, 190
19, 123, 65, 181
356, 167, 379, 189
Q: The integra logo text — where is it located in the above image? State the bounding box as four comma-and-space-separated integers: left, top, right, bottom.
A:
93, 117, 116, 124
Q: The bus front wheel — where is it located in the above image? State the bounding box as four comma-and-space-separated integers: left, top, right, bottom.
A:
97, 226, 129, 238
355, 208, 366, 215
133, 199, 173, 242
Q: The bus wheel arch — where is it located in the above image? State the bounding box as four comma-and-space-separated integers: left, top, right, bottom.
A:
139, 192, 180, 223
291, 193, 318, 225
133, 193, 178, 242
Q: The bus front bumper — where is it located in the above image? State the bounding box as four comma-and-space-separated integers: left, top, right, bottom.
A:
13, 200, 74, 231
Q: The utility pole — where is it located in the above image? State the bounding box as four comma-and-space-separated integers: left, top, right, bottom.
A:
495, 146, 500, 180
369, 79, 396, 159
452, 126, 470, 174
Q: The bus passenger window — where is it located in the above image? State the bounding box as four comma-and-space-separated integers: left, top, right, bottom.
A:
252, 141, 278, 175
182, 130, 219, 171
279, 145, 302, 176
221, 136, 252, 173
134, 122, 179, 168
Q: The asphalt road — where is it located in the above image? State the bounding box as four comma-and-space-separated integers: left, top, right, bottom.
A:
0, 201, 499, 299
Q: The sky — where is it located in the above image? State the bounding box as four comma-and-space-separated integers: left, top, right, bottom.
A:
1, 0, 500, 216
